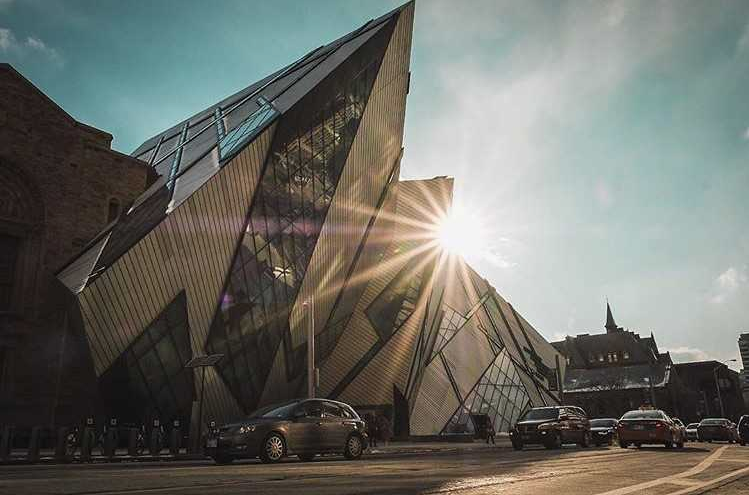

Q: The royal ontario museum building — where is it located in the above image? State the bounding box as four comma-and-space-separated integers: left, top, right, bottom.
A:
55, 1, 564, 438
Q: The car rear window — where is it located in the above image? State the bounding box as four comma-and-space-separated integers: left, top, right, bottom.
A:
521, 408, 560, 420
590, 419, 617, 427
621, 410, 664, 420
700, 419, 727, 426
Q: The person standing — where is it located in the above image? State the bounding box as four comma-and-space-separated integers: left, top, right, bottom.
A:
366, 414, 378, 448
486, 418, 496, 445
377, 415, 392, 447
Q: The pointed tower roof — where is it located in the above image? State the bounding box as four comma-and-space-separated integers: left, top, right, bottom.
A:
605, 301, 619, 333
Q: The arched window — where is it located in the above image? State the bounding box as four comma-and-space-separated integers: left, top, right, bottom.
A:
0, 161, 44, 314
107, 198, 121, 224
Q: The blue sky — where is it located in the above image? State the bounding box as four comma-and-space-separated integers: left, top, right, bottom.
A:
2, 0, 748, 368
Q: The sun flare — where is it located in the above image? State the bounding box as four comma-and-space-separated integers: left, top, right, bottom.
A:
436, 205, 489, 260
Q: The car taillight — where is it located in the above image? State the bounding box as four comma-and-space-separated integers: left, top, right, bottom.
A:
655, 422, 666, 429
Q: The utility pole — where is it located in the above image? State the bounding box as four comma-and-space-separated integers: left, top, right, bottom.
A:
713, 359, 737, 418
304, 297, 316, 399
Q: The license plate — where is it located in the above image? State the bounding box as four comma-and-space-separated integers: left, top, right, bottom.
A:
522, 435, 532, 441
632, 425, 644, 430
207, 439, 217, 448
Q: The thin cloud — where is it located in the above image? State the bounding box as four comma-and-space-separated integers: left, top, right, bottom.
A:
666, 346, 711, 362
743, 127, 749, 140
738, 21, 749, 53
709, 266, 748, 304
0, 27, 63, 66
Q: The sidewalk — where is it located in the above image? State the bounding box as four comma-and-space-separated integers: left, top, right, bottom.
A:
368, 437, 511, 456
0, 438, 511, 466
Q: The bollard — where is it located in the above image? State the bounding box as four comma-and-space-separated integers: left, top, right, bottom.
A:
149, 419, 161, 456
1, 425, 14, 461
169, 420, 180, 456
80, 427, 95, 462
104, 419, 118, 459
55, 427, 69, 461
26, 426, 41, 463
127, 428, 138, 456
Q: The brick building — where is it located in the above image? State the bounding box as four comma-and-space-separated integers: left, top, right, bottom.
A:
0, 63, 156, 426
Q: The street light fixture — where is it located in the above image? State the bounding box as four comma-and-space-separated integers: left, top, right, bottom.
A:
713, 359, 737, 418
302, 297, 317, 399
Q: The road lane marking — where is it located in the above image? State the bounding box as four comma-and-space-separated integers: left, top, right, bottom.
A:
593, 446, 729, 495
664, 465, 749, 495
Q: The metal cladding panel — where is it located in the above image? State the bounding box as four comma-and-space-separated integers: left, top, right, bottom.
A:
57, 234, 110, 293
76, 125, 274, 377
315, 174, 399, 398
515, 310, 564, 380
441, 317, 496, 399
409, 356, 460, 436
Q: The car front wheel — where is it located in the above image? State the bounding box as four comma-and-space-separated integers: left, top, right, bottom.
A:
260, 433, 286, 464
344, 434, 363, 460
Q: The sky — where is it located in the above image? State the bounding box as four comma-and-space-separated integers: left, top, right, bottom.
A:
2, 0, 748, 369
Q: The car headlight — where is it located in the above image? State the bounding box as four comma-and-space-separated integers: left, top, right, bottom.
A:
238, 425, 256, 434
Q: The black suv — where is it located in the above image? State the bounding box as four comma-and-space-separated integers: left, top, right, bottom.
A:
207, 398, 368, 464
510, 406, 591, 450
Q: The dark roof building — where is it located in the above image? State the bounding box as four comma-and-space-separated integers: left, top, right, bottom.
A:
551, 303, 686, 418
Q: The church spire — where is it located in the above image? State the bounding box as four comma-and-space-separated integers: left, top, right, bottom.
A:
605, 300, 619, 333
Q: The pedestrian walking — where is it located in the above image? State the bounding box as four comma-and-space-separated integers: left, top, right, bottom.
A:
366, 414, 378, 448
377, 415, 392, 446
486, 418, 496, 445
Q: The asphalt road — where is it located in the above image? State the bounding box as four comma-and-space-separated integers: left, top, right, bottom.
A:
2, 442, 749, 495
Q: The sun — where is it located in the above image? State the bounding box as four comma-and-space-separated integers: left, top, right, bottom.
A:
436, 204, 489, 260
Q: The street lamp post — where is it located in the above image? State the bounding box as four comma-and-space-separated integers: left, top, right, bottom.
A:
303, 297, 316, 399
713, 359, 737, 418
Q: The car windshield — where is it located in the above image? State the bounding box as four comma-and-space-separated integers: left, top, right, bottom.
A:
687, 423, 699, 429
249, 401, 300, 419
700, 419, 727, 426
621, 410, 664, 420
521, 408, 559, 421
590, 419, 616, 427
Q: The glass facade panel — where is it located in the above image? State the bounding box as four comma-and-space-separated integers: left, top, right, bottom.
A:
365, 262, 425, 342
205, 28, 391, 413
442, 349, 531, 435
99, 292, 194, 424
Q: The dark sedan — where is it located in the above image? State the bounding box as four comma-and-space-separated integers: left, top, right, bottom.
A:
697, 418, 738, 443
208, 398, 368, 464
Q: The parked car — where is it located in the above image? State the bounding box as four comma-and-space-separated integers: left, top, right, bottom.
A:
697, 418, 739, 443
617, 409, 685, 449
672, 418, 687, 441
589, 418, 618, 446
208, 398, 368, 464
737, 415, 749, 446
510, 406, 591, 450
685, 423, 700, 442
